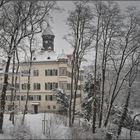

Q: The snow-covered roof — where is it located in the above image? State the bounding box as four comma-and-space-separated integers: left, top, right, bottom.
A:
33, 50, 58, 62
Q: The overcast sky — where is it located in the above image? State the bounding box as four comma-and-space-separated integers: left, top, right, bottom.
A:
49, 1, 140, 63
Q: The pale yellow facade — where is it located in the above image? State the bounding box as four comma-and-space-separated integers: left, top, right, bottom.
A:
0, 59, 83, 113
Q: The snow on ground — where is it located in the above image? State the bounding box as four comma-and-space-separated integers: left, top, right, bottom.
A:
0, 112, 140, 139
1, 113, 69, 139
0, 134, 12, 139
121, 127, 140, 139
25, 113, 69, 139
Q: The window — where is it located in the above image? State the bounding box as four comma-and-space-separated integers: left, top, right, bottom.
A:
45, 83, 47, 90
21, 96, 24, 101
33, 83, 41, 90
53, 106, 56, 109
52, 69, 58, 76
6, 83, 19, 91
59, 67, 67, 76
67, 71, 71, 77
22, 83, 30, 90
45, 69, 52, 76
67, 83, 71, 90
7, 83, 12, 90
52, 95, 57, 101
46, 95, 53, 101
59, 81, 67, 90
52, 82, 58, 89
45, 95, 47, 100
6, 95, 11, 101
21, 95, 26, 101
45, 95, 56, 101
15, 83, 20, 90
29, 95, 41, 101
45, 82, 58, 90
33, 70, 39, 76
37, 95, 41, 101
45, 83, 52, 90
8, 105, 12, 111
29, 95, 33, 101
0, 84, 2, 90
45, 69, 58, 76
15, 95, 20, 101
21, 70, 29, 76
47, 105, 50, 109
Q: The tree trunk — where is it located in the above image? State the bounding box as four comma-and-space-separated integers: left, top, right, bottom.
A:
72, 90, 77, 125
72, 62, 80, 125
92, 98, 97, 133
92, 6, 101, 132
0, 56, 12, 133
22, 64, 31, 124
69, 59, 74, 127
99, 68, 105, 128
22, 36, 33, 124
9, 51, 15, 124
104, 100, 113, 127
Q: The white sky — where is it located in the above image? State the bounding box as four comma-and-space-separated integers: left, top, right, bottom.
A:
49, 1, 140, 64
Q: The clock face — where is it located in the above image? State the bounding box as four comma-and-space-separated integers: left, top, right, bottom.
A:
45, 40, 48, 44
48, 46, 52, 50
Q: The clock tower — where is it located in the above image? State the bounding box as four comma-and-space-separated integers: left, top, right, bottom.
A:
42, 24, 55, 51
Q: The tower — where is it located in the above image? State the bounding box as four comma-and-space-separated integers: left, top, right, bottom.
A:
42, 24, 55, 51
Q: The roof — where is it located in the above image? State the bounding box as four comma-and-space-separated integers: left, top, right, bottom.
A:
33, 50, 58, 62
42, 24, 54, 36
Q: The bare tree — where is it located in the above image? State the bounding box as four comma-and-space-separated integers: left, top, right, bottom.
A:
96, 1, 122, 128
117, 52, 140, 137
65, 1, 94, 126
104, 6, 140, 127
0, 1, 33, 133
90, 1, 103, 133
17, 1, 56, 124
0, 0, 56, 132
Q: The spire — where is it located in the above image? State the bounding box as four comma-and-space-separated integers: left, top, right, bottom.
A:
58, 49, 67, 60
42, 13, 54, 36
42, 23, 54, 36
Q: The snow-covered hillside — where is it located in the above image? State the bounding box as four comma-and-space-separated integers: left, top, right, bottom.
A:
0, 113, 140, 139
1, 113, 69, 139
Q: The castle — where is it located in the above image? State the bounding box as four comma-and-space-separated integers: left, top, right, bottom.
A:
0, 24, 83, 113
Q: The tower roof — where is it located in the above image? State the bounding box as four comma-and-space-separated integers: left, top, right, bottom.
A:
42, 24, 54, 36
